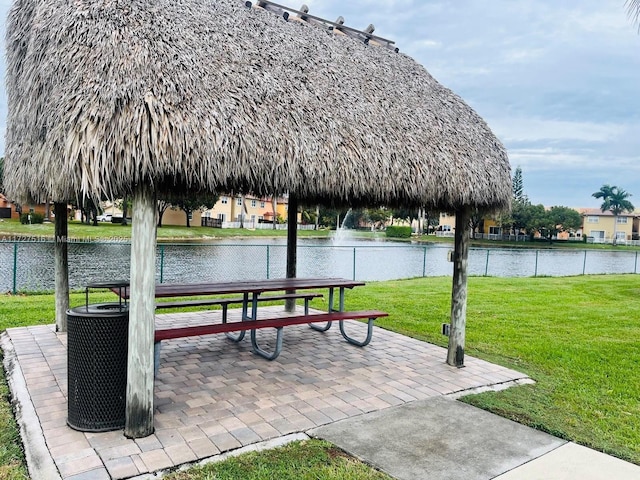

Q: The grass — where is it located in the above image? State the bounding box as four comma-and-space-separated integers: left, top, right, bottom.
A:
344, 275, 640, 464
0, 219, 342, 242
0, 275, 639, 478
164, 439, 391, 480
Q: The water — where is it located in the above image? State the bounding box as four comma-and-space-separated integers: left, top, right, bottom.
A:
333, 209, 354, 245
1, 239, 638, 292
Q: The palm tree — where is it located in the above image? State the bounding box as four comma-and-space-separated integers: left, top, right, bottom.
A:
592, 184, 635, 245
628, 0, 640, 29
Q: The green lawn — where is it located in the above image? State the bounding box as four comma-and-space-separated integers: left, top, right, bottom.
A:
0, 219, 343, 241
0, 275, 638, 479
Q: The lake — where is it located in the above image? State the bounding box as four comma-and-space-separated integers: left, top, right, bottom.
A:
1, 237, 638, 292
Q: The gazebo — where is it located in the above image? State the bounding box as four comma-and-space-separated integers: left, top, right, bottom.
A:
4, 0, 511, 437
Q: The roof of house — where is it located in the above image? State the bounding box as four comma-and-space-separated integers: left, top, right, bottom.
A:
580, 208, 639, 217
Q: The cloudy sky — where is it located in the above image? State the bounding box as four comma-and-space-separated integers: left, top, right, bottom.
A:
1, 0, 639, 208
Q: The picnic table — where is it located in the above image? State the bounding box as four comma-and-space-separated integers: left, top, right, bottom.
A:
111, 277, 388, 361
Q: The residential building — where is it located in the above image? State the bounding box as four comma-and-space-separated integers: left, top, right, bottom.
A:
162, 208, 202, 227
579, 208, 639, 243
198, 194, 295, 228
0, 194, 49, 220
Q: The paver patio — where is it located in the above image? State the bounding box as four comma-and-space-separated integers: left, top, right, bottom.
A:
2, 306, 529, 479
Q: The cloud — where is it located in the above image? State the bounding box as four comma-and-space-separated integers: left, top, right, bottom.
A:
492, 118, 626, 144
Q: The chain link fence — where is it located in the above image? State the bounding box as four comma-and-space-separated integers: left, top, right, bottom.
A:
1, 240, 639, 293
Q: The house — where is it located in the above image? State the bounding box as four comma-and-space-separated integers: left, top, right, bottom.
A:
0, 194, 50, 220
579, 208, 639, 243
197, 194, 295, 228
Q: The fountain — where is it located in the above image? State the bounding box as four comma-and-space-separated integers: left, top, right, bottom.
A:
332, 208, 354, 245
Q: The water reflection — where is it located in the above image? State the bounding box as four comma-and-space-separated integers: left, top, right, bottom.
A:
0, 238, 638, 292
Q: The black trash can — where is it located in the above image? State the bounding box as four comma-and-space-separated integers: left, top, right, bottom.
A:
67, 283, 129, 432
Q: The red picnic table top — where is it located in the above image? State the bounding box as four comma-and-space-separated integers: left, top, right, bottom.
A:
105, 277, 365, 299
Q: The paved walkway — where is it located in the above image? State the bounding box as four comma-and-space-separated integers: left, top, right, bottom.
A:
3, 306, 635, 479
311, 396, 640, 480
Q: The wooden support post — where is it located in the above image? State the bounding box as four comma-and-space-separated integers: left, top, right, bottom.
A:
125, 184, 157, 438
447, 208, 471, 367
54, 202, 69, 332
285, 194, 298, 312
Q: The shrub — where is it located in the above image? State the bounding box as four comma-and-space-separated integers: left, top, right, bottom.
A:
20, 213, 44, 224
386, 225, 412, 238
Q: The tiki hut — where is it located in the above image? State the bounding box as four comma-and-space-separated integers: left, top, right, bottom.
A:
4, 0, 511, 437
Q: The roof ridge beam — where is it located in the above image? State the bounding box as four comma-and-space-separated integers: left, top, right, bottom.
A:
245, 0, 399, 52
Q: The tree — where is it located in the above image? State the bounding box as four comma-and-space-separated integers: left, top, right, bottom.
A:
318, 206, 349, 228
156, 199, 172, 227
511, 198, 534, 236
390, 207, 419, 226
72, 197, 99, 225
271, 197, 277, 230
512, 166, 525, 202
367, 208, 390, 230
592, 184, 635, 245
530, 205, 582, 243
171, 192, 219, 227
469, 210, 485, 238
628, 0, 640, 29
115, 197, 132, 226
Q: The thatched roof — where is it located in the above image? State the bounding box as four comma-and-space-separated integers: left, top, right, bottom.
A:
4, 0, 511, 211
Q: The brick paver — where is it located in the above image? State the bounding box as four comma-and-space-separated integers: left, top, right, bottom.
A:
3, 306, 528, 479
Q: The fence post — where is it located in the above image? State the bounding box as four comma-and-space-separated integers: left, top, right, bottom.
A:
12, 242, 18, 295
266, 245, 270, 279
635, 251, 638, 275
159, 245, 165, 283
534, 250, 539, 277
422, 247, 427, 277
484, 249, 490, 276
582, 250, 587, 275
353, 247, 356, 281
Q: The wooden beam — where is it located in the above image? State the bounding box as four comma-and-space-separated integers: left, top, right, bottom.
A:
285, 194, 298, 312
447, 208, 471, 367
54, 202, 69, 332
125, 184, 157, 438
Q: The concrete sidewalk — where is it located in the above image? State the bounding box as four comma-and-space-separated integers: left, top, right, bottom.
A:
310, 396, 640, 480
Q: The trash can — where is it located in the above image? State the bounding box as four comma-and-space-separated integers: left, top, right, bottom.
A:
67, 281, 129, 432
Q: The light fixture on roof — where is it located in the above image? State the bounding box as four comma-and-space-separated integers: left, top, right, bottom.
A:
245, 0, 399, 52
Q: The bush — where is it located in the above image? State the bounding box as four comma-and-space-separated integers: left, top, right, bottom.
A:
20, 213, 44, 224
386, 225, 412, 238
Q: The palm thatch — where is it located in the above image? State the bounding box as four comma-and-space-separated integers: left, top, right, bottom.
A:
5, 0, 511, 212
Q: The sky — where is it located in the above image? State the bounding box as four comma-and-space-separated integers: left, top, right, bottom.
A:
0, 0, 639, 209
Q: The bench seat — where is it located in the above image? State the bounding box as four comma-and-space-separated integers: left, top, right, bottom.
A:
155, 292, 322, 320
154, 309, 388, 362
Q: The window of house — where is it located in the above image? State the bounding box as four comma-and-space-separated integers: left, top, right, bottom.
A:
236, 198, 242, 206
217, 213, 225, 221
221, 196, 228, 204
489, 226, 501, 235
251, 200, 257, 208
616, 231, 626, 240
587, 216, 599, 223
260, 201, 265, 208
590, 230, 605, 239
617, 217, 628, 224
251, 215, 256, 222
